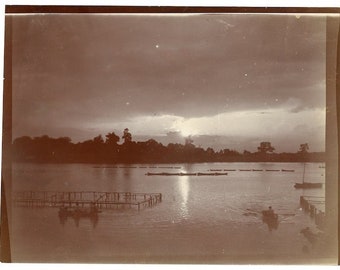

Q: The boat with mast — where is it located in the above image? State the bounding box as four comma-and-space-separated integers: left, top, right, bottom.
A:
294, 163, 323, 189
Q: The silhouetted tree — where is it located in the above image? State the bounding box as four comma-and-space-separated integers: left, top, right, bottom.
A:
73, 135, 106, 162
255, 142, 276, 161
103, 132, 120, 162
93, 135, 104, 145
105, 132, 120, 145
13, 135, 33, 146
32, 135, 55, 161
56, 137, 72, 144
11, 133, 325, 163
53, 137, 73, 161
166, 143, 185, 162
218, 148, 241, 161
257, 142, 275, 154
12, 135, 74, 162
136, 139, 167, 162
298, 143, 309, 153
12, 136, 34, 161
182, 136, 196, 161
297, 143, 310, 162
243, 150, 251, 155
122, 128, 132, 144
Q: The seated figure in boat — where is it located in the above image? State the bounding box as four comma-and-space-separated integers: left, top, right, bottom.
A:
262, 206, 279, 230
267, 206, 274, 215
262, 206, 278, 219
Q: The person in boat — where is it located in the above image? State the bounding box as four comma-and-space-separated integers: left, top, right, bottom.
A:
268, 206, 274, 215
263, 206, 276, 218
262, 206, 279, 230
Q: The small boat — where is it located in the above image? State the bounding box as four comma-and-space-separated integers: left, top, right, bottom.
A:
197, 172, 228, 176
294, 163, 323, 189
197, 172, 215, 176
294, 182, 323, 189
146, 172, 228, 176
262, 209, 278, 221
262, 207, 279, 230
179, 173, 197, 176
145, 172, 172, 176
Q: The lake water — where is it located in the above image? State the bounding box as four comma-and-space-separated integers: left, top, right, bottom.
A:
10, 162, 328, 264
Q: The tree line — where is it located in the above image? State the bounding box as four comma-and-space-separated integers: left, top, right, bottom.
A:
12, 129, 325, 163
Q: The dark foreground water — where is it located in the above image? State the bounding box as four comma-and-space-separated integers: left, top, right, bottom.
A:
10, 162, 331, 264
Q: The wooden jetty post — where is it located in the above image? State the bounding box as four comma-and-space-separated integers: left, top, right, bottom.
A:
300, 195, 325, 229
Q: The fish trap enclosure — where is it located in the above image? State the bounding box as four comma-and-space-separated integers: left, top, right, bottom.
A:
12, 191, 162, 211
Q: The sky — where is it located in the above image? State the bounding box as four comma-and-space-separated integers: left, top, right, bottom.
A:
10, 13, 327, 152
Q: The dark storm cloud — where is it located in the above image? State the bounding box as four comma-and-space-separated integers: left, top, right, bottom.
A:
11, 14, 326, 147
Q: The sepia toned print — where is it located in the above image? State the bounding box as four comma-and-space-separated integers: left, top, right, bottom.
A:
2, 8, 339, 264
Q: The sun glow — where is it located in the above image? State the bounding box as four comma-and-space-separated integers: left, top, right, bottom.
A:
171, 118, 199, 137
179, 127, 197, 137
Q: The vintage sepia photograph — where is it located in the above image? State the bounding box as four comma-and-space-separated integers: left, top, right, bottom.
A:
1, 6, 339, 265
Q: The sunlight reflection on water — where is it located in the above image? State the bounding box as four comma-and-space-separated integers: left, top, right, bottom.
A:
178, 174, 190, 219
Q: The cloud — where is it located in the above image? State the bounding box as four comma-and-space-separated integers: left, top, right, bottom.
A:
73, 106, 325, 149
11, 14, 327, 152
168, 108, 325, 138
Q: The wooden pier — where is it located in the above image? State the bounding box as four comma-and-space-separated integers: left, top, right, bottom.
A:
300, 195, 325, 229
12, 191, 162, 211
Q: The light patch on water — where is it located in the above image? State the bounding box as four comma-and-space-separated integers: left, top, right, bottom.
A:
178, 174, 190, 219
